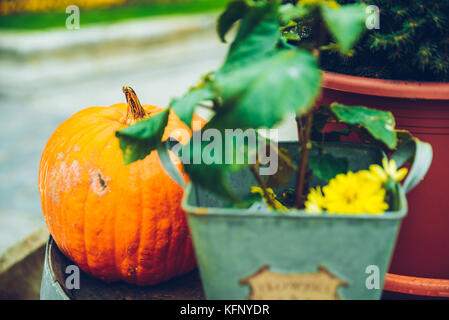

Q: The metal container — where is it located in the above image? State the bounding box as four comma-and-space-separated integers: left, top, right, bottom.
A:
40, 237, 204, 300
183, 142, 412, 300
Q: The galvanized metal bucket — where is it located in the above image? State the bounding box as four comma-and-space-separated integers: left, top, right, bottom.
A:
40, 237, 70, 300
182, 142, 426, 300
40, 237, 204, 300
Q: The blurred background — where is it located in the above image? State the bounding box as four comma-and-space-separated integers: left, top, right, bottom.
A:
0, 0, 233, 299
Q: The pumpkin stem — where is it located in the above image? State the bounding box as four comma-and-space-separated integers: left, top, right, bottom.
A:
121, 86, 148, 125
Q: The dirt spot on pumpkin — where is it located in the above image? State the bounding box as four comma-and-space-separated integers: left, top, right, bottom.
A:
50, 179, 59, 203
89, 169, 110, 196
48, 160, 81, 202
66, 160, 81, 190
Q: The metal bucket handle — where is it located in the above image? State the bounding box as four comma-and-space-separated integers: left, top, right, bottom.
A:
391, 138, 433, 194
158, 138, 433, 194
157, 141, 187, 188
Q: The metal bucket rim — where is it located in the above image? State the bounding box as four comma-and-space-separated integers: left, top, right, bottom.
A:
182, 183, 408, 221
182, 141, 407, 220
44, 236, 71, 300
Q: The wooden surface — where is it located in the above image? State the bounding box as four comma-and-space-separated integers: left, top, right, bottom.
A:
0, 227, 49, 299
46, 237, 205, 300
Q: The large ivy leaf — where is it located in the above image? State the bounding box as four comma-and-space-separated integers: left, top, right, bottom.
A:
170, 85, 214, 127
176, 130, 248, 202
330, 103, 397, 149
322, 4, 367, 53
116, 108, 170, 165
308, 152, 348, 182
224, 0, 280, 68
213, 49, 321, 130
217, 0, 250, 43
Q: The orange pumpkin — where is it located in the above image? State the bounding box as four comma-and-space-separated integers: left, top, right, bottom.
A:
38, 87, 198, 285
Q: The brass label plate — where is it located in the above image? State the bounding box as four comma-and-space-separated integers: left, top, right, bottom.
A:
240, 265, 348, 300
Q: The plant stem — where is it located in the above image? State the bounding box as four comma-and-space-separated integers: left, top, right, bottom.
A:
250, 164, 276, 208
295, 116, 303, 141
294, 110, 314, 208
121, 86, 148, 125
294, 20, 325, 209
212, 98, 221, 110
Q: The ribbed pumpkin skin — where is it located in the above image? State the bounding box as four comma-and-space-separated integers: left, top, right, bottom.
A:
38, 103, 197, 285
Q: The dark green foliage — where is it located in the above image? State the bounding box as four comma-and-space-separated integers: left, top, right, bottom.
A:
116, 108, 170, 165
329, 103, 397, 149
116, 0, 394, 203
318, 0, 449, 81
308, 152, 348, 183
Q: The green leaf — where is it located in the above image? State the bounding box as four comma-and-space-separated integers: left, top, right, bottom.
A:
309, 153, 348, 182
278, 35, 297, 50
224, 0, 281, 68
282, 32, 301, 41
311, 110, 351, 142
213, 49, 321, 129
278, 3, 309, 26
116, 109, 170, 165
395, 129, 413, 146
312, 112, 330, 133
321, 3, 367, 53
177, 133, 246, 202
330, 103, 397, 149
170, 85, 214, 127
217, 0, 250, 43
174, 127, 268, 203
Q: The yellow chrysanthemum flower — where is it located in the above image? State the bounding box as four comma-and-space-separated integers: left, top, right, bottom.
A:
251, 186, 288, 211
305, 186, 326, 213
305, 171, 388, 215
365, 158, 408, 183
323, 172, 388, 214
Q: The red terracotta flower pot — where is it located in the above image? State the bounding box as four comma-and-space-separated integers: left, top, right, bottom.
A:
317, 71, 449, 298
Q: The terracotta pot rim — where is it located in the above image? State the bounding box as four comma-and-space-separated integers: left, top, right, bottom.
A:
322, 71, 449, 100
384, 272, 449, 297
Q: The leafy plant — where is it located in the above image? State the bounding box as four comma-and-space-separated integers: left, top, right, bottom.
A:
316, 0, 449, 81
116, 0, 411, 210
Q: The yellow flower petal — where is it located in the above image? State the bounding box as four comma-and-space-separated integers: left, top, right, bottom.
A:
305, 186, 325, 214
382, 158, 389, 171
389, 159, 398, 173
393, 167, 408, 182
367, 164, 388, 182
272, 199, 288, 211
378, 158, 408, 182
251, 186, 264, 197
317, 171, 387, 215
251, 186, 287, 211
